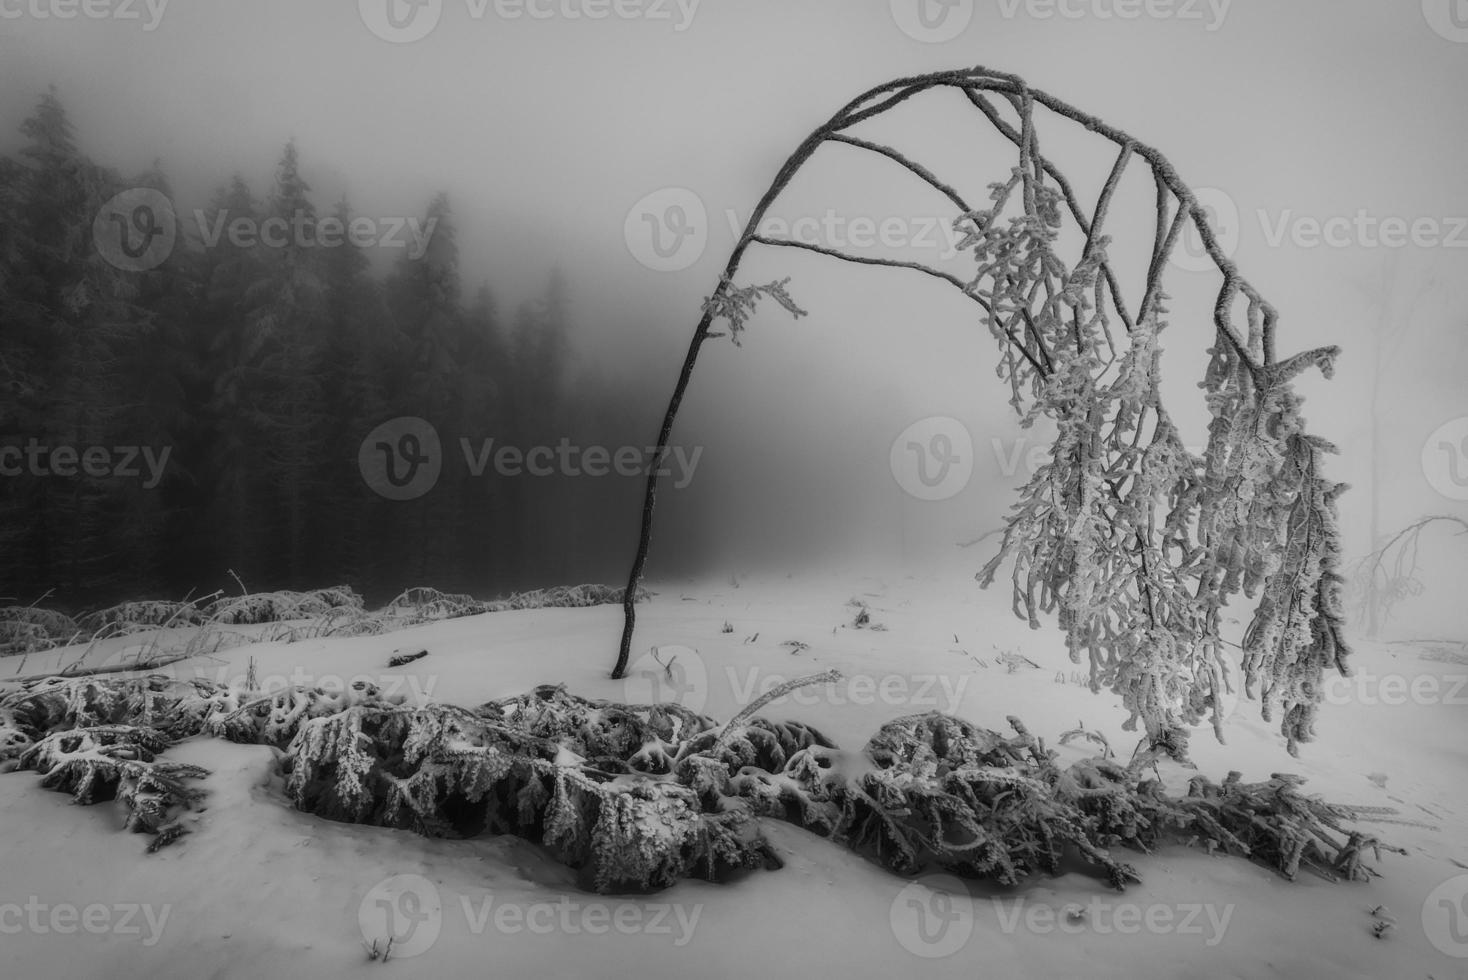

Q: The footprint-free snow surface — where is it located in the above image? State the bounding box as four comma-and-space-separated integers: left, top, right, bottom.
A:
2, 555, 1464, 979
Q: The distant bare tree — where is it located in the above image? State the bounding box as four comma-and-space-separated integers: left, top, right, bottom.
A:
1347, 515, 1468, 639
1351, 252, 1441, 639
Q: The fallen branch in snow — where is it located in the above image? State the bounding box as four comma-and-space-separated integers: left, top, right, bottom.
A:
0, 606, 82, 659
0, 675, 1404, 893
388, 583, 650, 621
207, 586, 364, 626
4, 651, 197, 686
11, 720, 209, 848
710, 670, 841, 757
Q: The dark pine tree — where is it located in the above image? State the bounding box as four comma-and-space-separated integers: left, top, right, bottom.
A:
380, 192, 464, 587
239, 140, 327, 587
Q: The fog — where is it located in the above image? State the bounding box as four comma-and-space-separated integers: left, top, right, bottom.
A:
2, 1, 1466, 634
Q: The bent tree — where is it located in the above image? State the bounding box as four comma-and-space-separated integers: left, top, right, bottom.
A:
614, 66, 1350, 756
1347, 514, 1468, 639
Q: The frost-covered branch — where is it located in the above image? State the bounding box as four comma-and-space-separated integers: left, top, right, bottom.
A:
616, 67, 1352, 756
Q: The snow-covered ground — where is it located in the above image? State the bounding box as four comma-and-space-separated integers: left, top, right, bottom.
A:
2, 555, 1465, 979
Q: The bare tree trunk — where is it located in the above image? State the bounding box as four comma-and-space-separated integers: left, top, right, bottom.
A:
1365, 254, 1398, 639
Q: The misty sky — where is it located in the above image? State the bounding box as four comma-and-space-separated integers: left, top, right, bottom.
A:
3, 1, 1467, 623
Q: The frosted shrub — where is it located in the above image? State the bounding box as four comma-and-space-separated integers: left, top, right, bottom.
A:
0, 676, 1401, 891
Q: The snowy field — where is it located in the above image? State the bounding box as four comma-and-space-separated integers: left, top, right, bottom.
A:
2, 554, 1464, 979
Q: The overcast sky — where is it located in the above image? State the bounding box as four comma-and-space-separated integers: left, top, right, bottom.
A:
4, 1, 1466, 612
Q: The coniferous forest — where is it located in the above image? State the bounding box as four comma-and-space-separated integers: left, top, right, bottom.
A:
0, 89, 671, 612
5, 6, 1468, 977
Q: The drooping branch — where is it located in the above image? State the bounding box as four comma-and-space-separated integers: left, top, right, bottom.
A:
709, 669, 843, 757
614, 65, 1349, 759
1140, 172, 1189, 324
963, 88, 1137, 337
824, 134, 972, 212
744, 235, 1050, 379
750, 234, 973, 292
